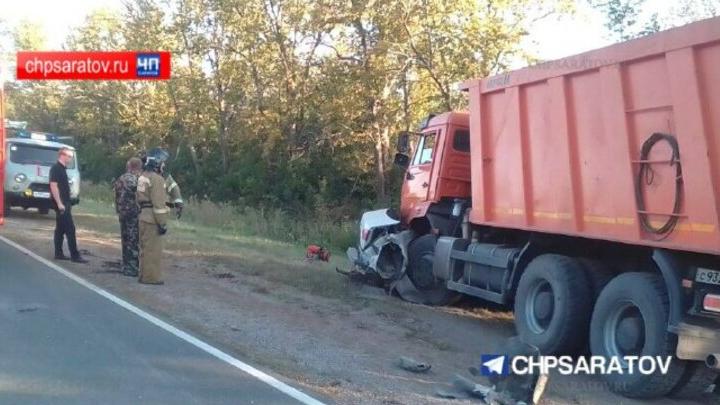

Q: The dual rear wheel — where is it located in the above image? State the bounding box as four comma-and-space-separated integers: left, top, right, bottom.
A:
588, 272, 686, 398
404, 241, 717, 399
515, 255, 715, 399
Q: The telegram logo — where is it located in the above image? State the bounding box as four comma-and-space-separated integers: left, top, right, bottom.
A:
480, 354, 510, 376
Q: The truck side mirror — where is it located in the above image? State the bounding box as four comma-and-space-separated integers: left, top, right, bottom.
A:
397, 132, 410, 153
394, 153, 410, 169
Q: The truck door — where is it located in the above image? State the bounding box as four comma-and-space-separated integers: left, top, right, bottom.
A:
400, 130, 437, 221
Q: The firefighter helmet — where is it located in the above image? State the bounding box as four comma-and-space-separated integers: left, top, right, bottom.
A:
143, 147, 170, 173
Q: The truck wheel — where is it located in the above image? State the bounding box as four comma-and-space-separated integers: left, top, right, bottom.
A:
404, 234, 459, 306
590, 273, 686, 398
515, 254, 593, 355
578, 258, 616, 301
669, 361, 719, 399
38, 208, 49, 215
576, 259, 617, 355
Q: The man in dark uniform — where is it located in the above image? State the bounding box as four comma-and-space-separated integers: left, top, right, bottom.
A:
114, 157, 143, 276
49, 147, 88, 263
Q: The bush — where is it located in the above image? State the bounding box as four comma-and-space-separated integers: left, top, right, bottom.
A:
81, 181, 115, 204
82, 181, 356, 252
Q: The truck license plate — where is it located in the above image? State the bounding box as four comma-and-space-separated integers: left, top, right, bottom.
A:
695, 268, 720, 285
32, 192, 50, 199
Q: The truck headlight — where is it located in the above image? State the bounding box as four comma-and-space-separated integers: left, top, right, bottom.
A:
14, 173, 27, 183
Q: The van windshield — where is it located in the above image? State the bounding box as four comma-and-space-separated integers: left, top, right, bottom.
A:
8, 144, 76, 169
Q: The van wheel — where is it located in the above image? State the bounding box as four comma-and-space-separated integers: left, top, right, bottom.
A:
515, 254, 593, 355
590, 273, 686, 398
401, 234, 459, 306
38, 208, 49, 215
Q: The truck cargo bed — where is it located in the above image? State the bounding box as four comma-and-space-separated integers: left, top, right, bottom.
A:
461, 17, 720, 255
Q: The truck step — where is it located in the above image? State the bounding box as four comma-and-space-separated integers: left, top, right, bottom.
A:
446, 281, 505, 304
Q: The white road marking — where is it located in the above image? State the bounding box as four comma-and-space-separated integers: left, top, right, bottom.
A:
0, 235, 326, 405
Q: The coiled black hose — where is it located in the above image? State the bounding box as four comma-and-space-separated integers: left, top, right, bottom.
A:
635, 132, 683, 237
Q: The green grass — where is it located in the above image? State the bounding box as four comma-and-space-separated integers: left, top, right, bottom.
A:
76, 181, 357, 300
81, 181, 356, 253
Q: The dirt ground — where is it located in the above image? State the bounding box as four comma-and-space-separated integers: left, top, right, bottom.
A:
0, 208, 713, 405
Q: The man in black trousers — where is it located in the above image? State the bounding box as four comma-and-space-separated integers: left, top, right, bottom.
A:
49, 147, 88, 263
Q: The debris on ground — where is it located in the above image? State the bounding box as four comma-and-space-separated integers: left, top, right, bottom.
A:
305, 244, 330, 262
452, 374, 492, 398
488, 337, 548, 404
397, 356, 432, 373
436, 336, 549, 404
437, 374, 541, 405
95, 260, 123, 274
336, 266, 384, 287
435, 388, 470, 399
102, 260, 121, 269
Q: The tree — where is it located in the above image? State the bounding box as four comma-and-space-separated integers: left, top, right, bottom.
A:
13, 19, 47, 51
7, 0, 575, 216
591, 0, 719, 41
590, 0, 644, 41
6, 21, 64, 132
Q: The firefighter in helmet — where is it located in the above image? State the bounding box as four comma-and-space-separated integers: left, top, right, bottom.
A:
139, 148, 184, 219
136, 148, 173, 284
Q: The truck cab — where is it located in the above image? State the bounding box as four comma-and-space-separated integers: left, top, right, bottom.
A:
396, 112, 471, 235
348, 112, 474, 303
4, 131, 81, 215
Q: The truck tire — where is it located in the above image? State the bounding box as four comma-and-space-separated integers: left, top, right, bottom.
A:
670, 361, 719, 399
515, 254, 593, 355
590, 272, 686, 398
38, 207, 49, 215
404, 234, 459, 306
578, 258, 616, 301
577, 259, 617, 355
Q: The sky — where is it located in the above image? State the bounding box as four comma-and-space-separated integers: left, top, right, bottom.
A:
2, 0, 124, 48
0, 0, 697, 75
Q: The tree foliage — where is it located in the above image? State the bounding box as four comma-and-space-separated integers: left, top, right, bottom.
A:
6, 0, 572, 216
590, 0, 719, 41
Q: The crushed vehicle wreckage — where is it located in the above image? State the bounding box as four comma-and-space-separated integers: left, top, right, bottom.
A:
340, 208, 444, 305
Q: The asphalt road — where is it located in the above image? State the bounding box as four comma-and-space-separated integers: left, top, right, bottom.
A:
0, 238, 323, 405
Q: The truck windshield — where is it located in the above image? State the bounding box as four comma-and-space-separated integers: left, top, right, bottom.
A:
8, 144, 76, 169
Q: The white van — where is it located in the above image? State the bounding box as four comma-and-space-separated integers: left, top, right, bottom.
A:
4, 133, 81, 215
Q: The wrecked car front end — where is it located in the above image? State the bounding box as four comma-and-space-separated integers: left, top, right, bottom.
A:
346, 208, 413, 280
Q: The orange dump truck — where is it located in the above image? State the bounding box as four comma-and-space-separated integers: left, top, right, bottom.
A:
347, 17, 720, 399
